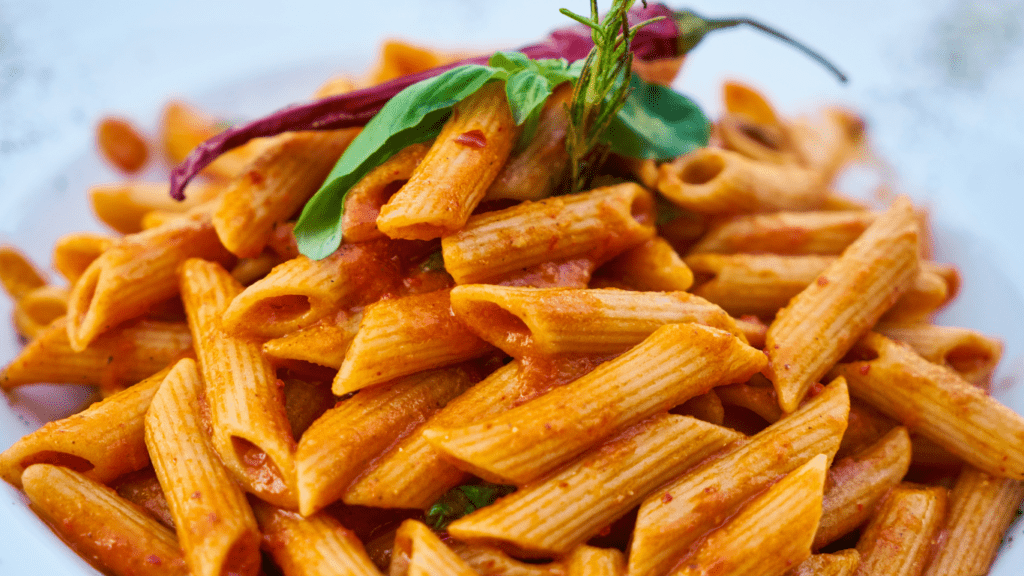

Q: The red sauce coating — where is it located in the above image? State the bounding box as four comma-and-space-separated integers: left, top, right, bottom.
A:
454, 129, 487, 148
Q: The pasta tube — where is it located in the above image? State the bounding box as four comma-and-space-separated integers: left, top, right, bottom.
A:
214, 129, 358, 258
814, 426, 912, 549
716, 81, 800, 166
378, 81, 519, 240
449, 285, 745, 357
0, 365, 169, 488
875, 321, 1003, 387
688, 210, 876, 256
451, 543, 567, 576
787, 550, 860, 576
11, 285, 68, 341
332, 289, 493, 395
89, 181, 220, 235
22, 463, 189, 576
222, 238, 409, 339
765, 196, 919, 413
52, 232, 115, 284
447, 414, 742, 556
66, 212, 233, 351
441, 182, 655, 285
342, 142, 430, 243
145, 358, 261, 576
657, 147, 827, 214
0, 245, 47, 300
343, 362, 521, 510
830, 332, 1024, 479
629, 378, 849, 576
667, 454, 828, 576
1, 316, 190, 393
390, 519, 480, 576
853, 484, 947, 576
565, 545, 626, 576
424, 323, 765, 485
483, 83, 572, 202
297, 365, 476, 516
594, 237, 694, 292
253, 500, 383, 576
179, 258, 297, 508
923, 467, 1024, 576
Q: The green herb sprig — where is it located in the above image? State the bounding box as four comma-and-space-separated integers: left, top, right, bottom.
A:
560, 0, 663, 193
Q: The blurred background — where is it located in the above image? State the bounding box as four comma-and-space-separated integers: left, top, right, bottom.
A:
1, 0, 1023, 574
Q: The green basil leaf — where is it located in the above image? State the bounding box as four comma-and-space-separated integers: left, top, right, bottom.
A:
505, 69, 555, 147
489, 51, 533, 72
423, 482, 516, 531
605, 73, 711, 161
294, 64, 502, 259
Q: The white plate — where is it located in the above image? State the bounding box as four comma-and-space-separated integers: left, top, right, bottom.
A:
2, 1, 1023, 575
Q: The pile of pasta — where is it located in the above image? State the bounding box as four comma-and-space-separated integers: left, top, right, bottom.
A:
2, 41, 1024, 576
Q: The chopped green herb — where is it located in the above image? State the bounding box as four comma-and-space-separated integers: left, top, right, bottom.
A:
424, 482, 516, 530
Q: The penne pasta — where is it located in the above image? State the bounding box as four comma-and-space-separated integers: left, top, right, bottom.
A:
688, 210, 876, 256
253, 499, 383, 576
565, 545, 626, 576
390, 519, 480, 576
298, 365, 477, 516
145, 358, 261, 576
447, 414, 742, 556
160, 99, 273, 181
222, 238, 415, 339
686, 253, 951, 320
787, 550, 861, 576
830, 332, 1024, 479
262, 308, 363, 369
0, 365, 169, 488
0, 245, 47, 300
11, 284, 68, 340
214, 129, 359, 258
484, 83, 572, 202
715, 379, 783, 424
875, 321, 1002, 387
629, 378, 849, 576
342, 142, 430, 243
788, 107, 865, 185
441, 182, 656, 285
596, 237, 694, 292
332, 289, 493, 395
853, 484, 947, 576
424, 323, 765, 485
52, 233, 115, 284
451, 543, 567, 576
1, 316, 190, 394
668, 454, 828, 576
89, 181, 221, 235
923, 467, 1024, 576
765, 196, 919, 413
378, 81, 520, 240
66, 212, 234, 352
814, 426, 912, 549
22, 463, 189, 576
343, 362, 521, 510
179, 258, 297, 508
657, 147, 827, 214
449, 285, 744, 357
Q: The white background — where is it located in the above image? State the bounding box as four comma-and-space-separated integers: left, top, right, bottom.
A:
1, 1, 1023, 574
